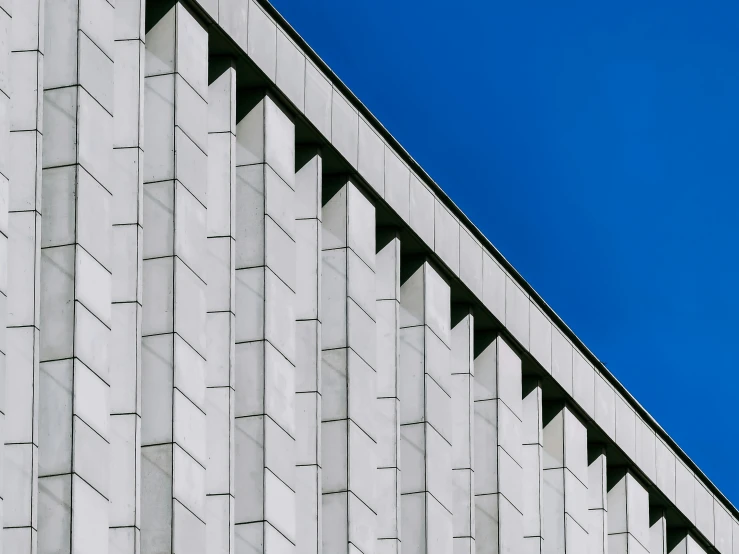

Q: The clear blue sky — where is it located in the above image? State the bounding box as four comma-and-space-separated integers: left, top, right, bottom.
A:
271, 0, 739, 503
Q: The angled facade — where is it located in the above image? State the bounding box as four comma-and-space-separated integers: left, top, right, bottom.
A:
0, 0, 735, 553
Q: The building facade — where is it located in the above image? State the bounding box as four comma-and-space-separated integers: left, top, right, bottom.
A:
0, 0, 734, 553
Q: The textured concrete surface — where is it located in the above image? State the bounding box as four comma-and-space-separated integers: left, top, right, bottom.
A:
0, 0, 735, 553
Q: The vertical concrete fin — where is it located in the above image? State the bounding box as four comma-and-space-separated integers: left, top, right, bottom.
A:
400, 258, 453, 554
650, 508, 667, 554
207, 62, 237, 554
0, 0, 9, 550
233, 90, 296, 553
588, 445, 608, 554
542, 403, 589, 554
141, 4, 209, 553
607, 469, 651, 554
451, 306, 475, 554
376, 228, 401, 552
5, 0, 44, 550
38, 0, 114, 552
295, 146, 322, 554
522, 378, 544, 553
474, 334, 523, 554
110, 0, 146, 551
321, 177, 377, 554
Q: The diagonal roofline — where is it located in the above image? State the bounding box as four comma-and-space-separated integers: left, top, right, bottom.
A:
255, 0, 737, 522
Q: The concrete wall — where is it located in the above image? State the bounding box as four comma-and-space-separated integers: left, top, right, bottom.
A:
1, 0, 736, 553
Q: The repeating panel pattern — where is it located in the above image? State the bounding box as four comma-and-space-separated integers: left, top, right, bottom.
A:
0, 2, 734, 554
